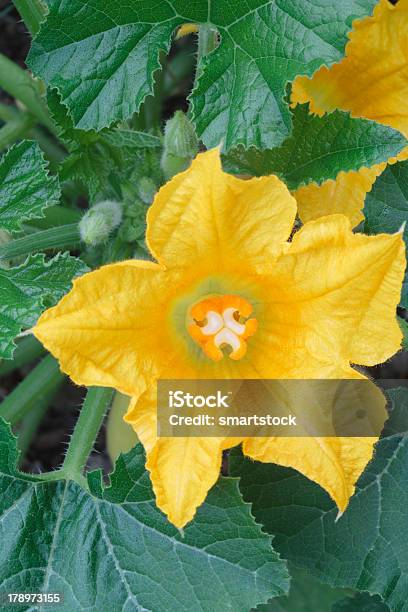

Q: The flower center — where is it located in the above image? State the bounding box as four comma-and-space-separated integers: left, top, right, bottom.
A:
187, 294, 257, 361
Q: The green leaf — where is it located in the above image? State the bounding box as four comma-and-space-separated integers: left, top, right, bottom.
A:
222, 105, 407, 189
28, 0, 376, 149
0, 252, 87, 359
48, 89, 161, 151
0, 420, 289, 611
363, 159, 408, 307
332, 593, 390, 612
0, 141, 60, 233
229, 388, 408, 612
102, 128, 161, 150
257, 566, 347, 612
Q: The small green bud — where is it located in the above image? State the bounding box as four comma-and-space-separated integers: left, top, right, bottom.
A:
163, 111, 199, 158
80, 200, 123, 247
161, 111, 199, 180
138, 176, 157, 204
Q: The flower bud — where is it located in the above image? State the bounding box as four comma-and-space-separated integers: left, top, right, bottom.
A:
161, 111, 199, 180
80, 200, 122, 247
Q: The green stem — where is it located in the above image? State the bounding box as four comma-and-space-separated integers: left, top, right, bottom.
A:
37, 469, 66, 482
0, 335, 45, 377
0, 354, 64, 425
17, 375, 63, 458
0, 113, 35, 152
30, 127, 67, 165
13, 0, 47, 36
0, 53, 54, 132
0, 103, 64, 165
63, 387, 114, 481
0, 223, 81, 261
0, 102, 20, 122
188, 24, 217, 117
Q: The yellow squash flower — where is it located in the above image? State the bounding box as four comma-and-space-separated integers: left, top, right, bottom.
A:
292, 0, 408, 227
32, 149, 405, 528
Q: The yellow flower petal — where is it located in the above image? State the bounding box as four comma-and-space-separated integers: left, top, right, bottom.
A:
127, 373, 387, 523
243, 436, 376, 513
146, 148, 297, 273
125, 389, 157, 454
32, 260, 184, 396
127, 390, 228, 528
292, 0, 408, 132
243, 375, 386, 512
294, 164, 385, 227
291, 0, 408, 225
146, 437, 227, 528
266, 215, 405, 367
106, 392, 138, 461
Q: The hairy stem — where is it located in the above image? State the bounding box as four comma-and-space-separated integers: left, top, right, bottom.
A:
13, 0, 47, 36
0, 354, 64, 425
63, 387, 114, 482
0, 103, 65, 165
0, 223, 81, 261
30, 127, 67, 165
189, 24, 218, 116
0, 102, 20, 122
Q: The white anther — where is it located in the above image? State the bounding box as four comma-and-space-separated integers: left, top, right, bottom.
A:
200, 311, 224, 335
222, 307, 246, 335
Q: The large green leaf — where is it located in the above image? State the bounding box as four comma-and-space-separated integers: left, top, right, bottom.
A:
258, 566, 347, 612
259, 577, 386, 612
363, 159, 408, 307
0, 419, 289, 612
332, 593, 389, 612
0, 141, 60, 234
0, 253, 87, 359
28, 0, 376, 149
229, 388, 408, 612
223, 105, 407, 189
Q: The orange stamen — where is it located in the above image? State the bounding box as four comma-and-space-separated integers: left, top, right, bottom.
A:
187, 294, 257, 361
